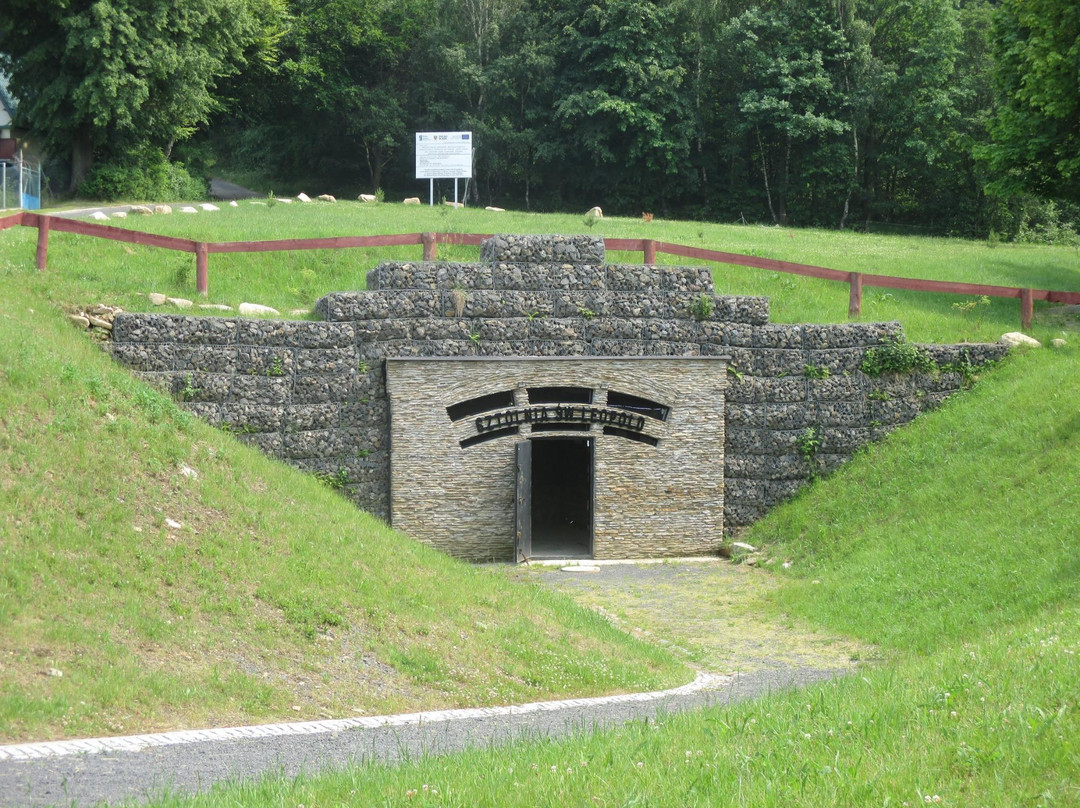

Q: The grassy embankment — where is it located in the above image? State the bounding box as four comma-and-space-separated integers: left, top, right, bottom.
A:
0, 277, 685, 743
2, 204, 1079, 804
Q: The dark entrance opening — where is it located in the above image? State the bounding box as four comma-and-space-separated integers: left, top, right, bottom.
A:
530, 437, 593, 558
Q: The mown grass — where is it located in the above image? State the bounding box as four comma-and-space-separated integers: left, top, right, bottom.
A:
0, 279, 687, 743
2, 201, 1079, 345
142, 599, 1080, 807
130, 299, 1080, 808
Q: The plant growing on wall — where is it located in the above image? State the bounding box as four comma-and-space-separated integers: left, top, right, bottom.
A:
861, 336, 936, 376
691, 294, 714, 321
796, 425, 823, 479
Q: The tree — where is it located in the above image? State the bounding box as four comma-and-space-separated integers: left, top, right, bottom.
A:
0, 0, 265, 190
542, 0, 693, 212
985, 0, 1080, 202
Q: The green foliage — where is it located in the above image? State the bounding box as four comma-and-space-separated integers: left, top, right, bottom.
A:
795, 425, 823, 474
860, 336, 937, 377
0, 0, 270, 188
803, 364, 830, 380
690, 294, 714, 321
985, 0, 1080, 202
78, 148, 207, 202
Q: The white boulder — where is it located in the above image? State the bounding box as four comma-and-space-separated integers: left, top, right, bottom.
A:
1000, 332, 1041, 348
317, 194, 337, 203
154, 205, 172, 214
239, 302, 280, 317
199, 203, 220, 212
403, 197, 421, 205
167, 297, 193, 309
296, 192, 312, 202
112, 211, 128, 219
485, 206, 506, 212
179, 206, 199, 214
90, 211, 109, 220
585, 206, 603, 219
359, 194, 377, 203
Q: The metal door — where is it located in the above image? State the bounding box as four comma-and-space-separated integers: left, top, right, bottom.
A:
514, 440, 532, 562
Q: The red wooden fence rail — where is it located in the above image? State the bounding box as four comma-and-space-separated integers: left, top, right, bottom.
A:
5, 212, 1079, 329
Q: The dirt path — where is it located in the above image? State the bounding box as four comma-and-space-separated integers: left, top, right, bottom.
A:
511, 560, 871, 674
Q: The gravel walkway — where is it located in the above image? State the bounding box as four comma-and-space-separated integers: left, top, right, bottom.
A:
0, 561, 856, 807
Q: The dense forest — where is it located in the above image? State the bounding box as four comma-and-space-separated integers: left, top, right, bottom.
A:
2, 0, 1078, 238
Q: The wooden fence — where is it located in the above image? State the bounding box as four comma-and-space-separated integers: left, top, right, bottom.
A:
3, 211, 1079, 329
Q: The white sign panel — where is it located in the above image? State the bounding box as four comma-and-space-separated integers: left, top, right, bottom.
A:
416, 132, 473, 179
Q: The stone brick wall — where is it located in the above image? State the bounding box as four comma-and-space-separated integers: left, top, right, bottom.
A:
108, 234, 1009, 554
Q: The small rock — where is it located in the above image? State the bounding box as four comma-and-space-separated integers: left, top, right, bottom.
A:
46, 668, 63, 678
731, 541, 758, 553
485, 206, 505, 212
1000, 332, 1041, 348
229, 200, 239, 207
87, 314, 113, 330
180, 465, 198, 479
149, 293, 168, 306
198, 303, 234, 311
239, 302, 280, 317
154, 205, 172, 214
248, 200, 266, 206
112, 211, 128, 219
275, 197, 293, 204
403, 197, 421, 205
165, 518, 182, 529
179, 206, 199, 214
199, 203, 220, 212
444, 201, 463, 208
291, 705, 302, 712
585, 206, 603, 219
67, 314, 90, 329
167, 297, 193, 309
317, 194, 336, 203
296, 192, 311, 202
288, 308, 310, 316
130, 205, 153, 215
90, 211, 109, 221
1051, 338, 1067, 348
359, 194, 377, 203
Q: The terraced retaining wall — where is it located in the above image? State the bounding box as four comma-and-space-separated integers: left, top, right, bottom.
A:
109, 233, 1007, 559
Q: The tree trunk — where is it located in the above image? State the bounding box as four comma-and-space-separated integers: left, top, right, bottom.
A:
69, 127, 94, 193
756, 127, 777, 224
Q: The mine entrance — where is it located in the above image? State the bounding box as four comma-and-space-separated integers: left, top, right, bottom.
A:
516, 437, 593, 560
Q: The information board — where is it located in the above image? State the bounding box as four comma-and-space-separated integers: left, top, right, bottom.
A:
415, 132, 473, 179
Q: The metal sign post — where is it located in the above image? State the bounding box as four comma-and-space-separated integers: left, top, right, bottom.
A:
415, 132, 473, 206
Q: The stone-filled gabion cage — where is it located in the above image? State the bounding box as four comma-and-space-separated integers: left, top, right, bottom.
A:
109, 233, 1007, 561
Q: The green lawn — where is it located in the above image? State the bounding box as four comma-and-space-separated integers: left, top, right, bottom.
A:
0, 276, 687, 743
3, 201, 1079, 345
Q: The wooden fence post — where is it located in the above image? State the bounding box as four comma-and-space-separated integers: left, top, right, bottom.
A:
848, 272, 863, 319
196, 243, 209, 297
35, 215, 50, 271
643, 239, 657, 265
422, 232, 437, 261
1021, 288, 1033, 330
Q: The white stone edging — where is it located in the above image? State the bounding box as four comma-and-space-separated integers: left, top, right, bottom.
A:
0, 671, 729, 761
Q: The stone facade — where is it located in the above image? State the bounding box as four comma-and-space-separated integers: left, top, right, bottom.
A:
108, 233, 1008, 557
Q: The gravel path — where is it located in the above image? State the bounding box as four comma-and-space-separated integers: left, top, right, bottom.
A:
0, 561, 858, 807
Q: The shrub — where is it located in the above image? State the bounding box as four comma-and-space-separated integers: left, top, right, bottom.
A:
79, 147, 207, 202
860, 336, 937, 376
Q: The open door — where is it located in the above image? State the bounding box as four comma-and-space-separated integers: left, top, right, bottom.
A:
514, 440, 532, 562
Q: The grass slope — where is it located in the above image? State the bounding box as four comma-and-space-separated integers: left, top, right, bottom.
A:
0, 280, 686, 743
755, 348, 1080, 654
